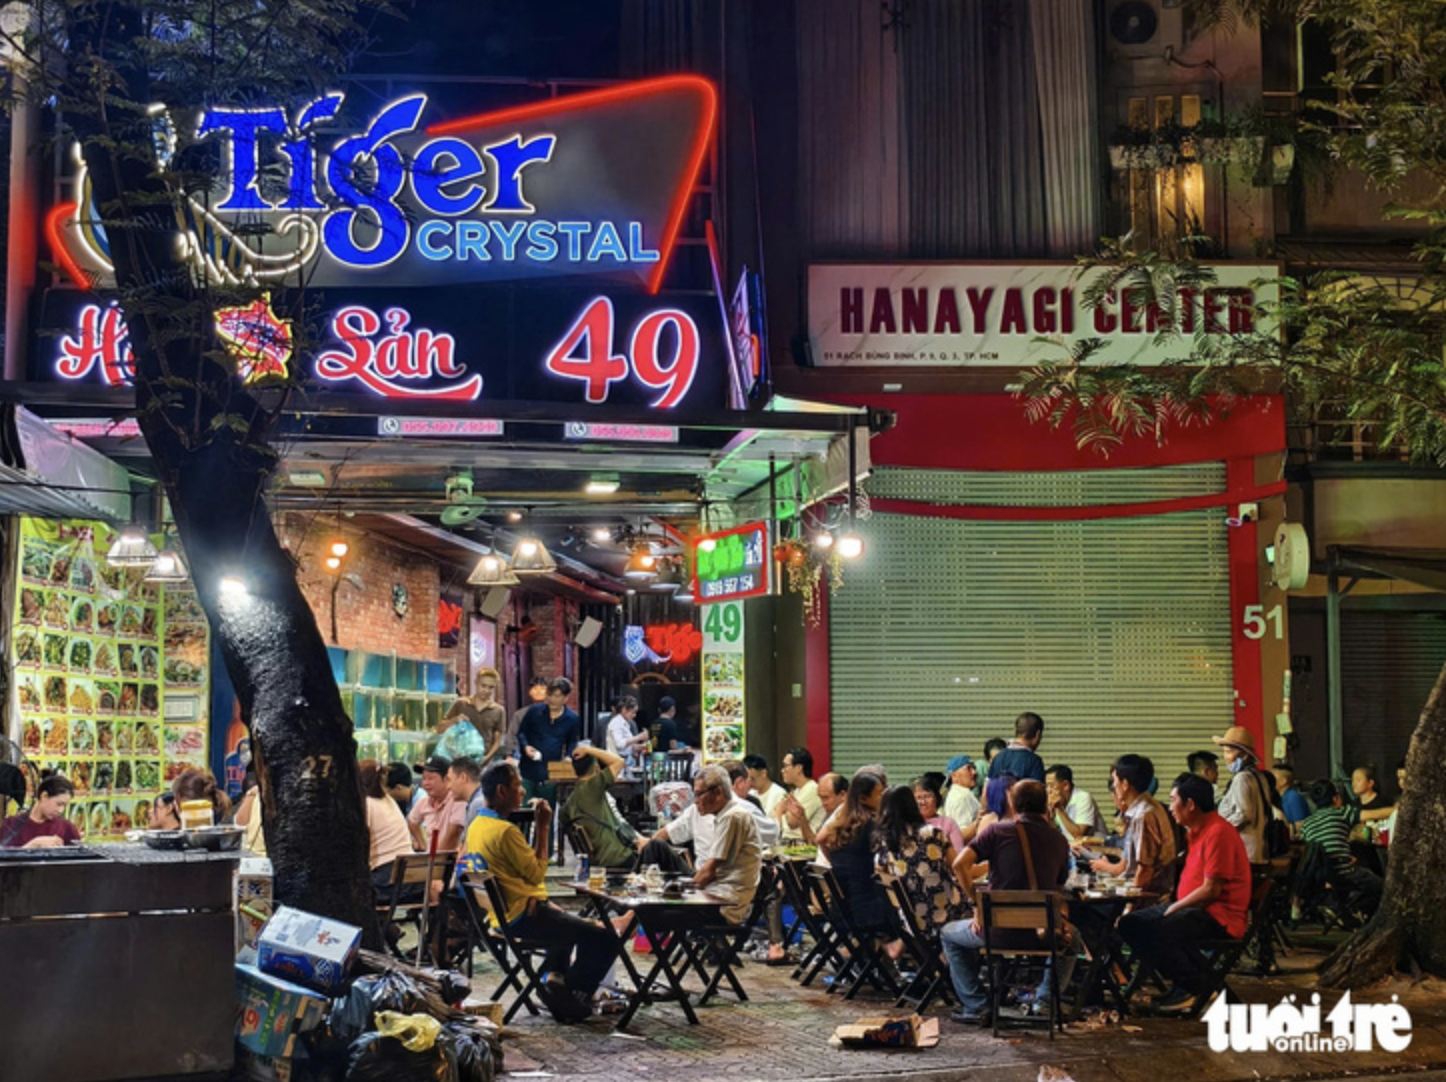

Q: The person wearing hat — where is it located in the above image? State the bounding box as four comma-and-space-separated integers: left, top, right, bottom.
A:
943, 755, 982, 842
407, 754, 467, 852
1213, 725, 1270, 863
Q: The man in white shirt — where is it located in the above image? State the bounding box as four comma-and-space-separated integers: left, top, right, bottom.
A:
774, 746, 826, 843
943, 755, 982, 842
744, 754, 786, 816
725, 761, 781, 848
604, 695, 649, 773
1046, 763, 1105, 839
688, 766, 762, 924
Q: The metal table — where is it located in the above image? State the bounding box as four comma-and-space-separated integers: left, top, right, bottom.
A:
572, 882, 729, 1028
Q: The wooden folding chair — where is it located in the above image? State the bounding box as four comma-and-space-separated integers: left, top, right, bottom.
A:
457, 870, 550, 1023
686, 863, 779, 1006
808, 867, 899, 1000
885, 879, 955, 1013
376, 851, 457, 961
781, 861, 846, 986
1181, 873, 1274, 1020
980, 890, 1066, 1039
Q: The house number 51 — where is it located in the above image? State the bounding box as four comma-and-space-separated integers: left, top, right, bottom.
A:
1242, 604, 1283, 640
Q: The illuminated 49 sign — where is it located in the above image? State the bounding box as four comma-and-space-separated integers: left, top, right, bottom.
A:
693, 522, 770, 603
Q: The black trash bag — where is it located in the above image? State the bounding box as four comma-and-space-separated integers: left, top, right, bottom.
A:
436, 970, 471, 1006
345, 1030, 458, 1082
358, 971, 427, 1017
328, 983, 376, 1044
446, 1020, 499, 1082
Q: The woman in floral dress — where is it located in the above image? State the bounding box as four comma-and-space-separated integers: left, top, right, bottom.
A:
874, 785, 971, 944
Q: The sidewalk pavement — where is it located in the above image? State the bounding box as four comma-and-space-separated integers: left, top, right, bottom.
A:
476, 949, 1446, 1082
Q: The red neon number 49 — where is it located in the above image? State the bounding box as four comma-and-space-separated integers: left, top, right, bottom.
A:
545, 298, 700, 409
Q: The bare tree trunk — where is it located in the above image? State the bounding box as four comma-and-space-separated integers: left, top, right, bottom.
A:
69, 4, 378, 945
1320, 659, 1446, 987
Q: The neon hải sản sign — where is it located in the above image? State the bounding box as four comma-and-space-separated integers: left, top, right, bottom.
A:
692, 521, 770, 603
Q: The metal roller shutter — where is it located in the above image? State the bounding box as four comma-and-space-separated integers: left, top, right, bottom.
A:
1340, 611, 1446, 779
829, 465, 1235, 797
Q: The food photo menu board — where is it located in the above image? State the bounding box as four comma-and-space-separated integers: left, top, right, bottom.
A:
11, 518, 211, 839
700, 600, 745, 764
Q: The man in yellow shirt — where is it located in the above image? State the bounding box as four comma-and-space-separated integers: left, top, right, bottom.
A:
461, 761, 616, 1023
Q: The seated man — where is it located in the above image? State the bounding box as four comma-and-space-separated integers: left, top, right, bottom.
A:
1090, 754, 1176, 895
1119, 773, 1252, 1015
1299, 779, 1382, 916
561, 745, 689, 873
461, 761, 616, 1023
942, 779, 1071, 1026
1046, 764, 1105, 840
689, 765, 762, 924
724, 760, 781, 848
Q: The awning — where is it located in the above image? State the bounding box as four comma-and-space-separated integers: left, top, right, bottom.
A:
1332, 546, 1446, 594
0, 405, 132, 522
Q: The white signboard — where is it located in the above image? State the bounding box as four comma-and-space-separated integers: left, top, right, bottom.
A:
808, 263, 1278, 368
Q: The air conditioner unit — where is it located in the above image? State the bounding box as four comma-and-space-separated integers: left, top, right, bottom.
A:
1107, 0, 1188, 59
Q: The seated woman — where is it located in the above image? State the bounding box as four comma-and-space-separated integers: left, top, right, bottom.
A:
360, 760, 423, 908
874, 785, 970, 945
148, 768, 232, 830
234, 769, 266, 855
910, 775, 965, 854
818, 773, 898, 945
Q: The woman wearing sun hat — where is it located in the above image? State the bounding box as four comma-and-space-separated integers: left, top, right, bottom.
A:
1213, 725, 1270, 863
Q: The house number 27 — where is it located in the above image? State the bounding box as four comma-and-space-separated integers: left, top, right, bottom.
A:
1242, 604, 1283, 640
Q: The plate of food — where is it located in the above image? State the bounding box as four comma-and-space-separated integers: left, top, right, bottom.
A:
19, 587, 45, 625
69, 557, 96, 594
704, 725, 743, 759
134, 760, 160, 792
70, 719, 95, 754
95, 602, 119, 636
49, 550, 74, 587
21, 719, 42, 754
14, 629, 40, 668
44, 675, 67, 710
21, 541, 53, 583
71, 597, 94, 632
134, 721, 159, 754
68, 680, 94, 715
96, 721, 115, 754
18, 675, 42, 710
42, 718, 70, 755
43, 592, 70, 629
68, 638, 92, 673
93, 642, 117, 674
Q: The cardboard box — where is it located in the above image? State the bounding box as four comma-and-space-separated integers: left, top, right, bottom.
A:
831, 1014, 939, 1049
235, 963, 329, 1059
237, 1048, 308, 1082
256, 905, 361, 995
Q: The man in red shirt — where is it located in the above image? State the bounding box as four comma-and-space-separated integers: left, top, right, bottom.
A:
1118, 772, 1251, 1015
0, 775, 82, 848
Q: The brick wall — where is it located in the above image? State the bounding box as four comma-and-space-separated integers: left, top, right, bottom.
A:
279, 513, 462, 668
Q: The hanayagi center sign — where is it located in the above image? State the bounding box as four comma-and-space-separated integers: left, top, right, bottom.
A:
39, 77, 725, 408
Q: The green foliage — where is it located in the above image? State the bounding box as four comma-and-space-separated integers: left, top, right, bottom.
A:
1025, 1, 1446, 462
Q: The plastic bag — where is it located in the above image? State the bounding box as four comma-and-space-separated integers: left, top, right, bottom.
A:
436, 970, 471, 1006
345, 1029, 457, 1082
376, 1010, 442, 1052
446, 1019, 499, 1082
357, 971, 426, 1017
